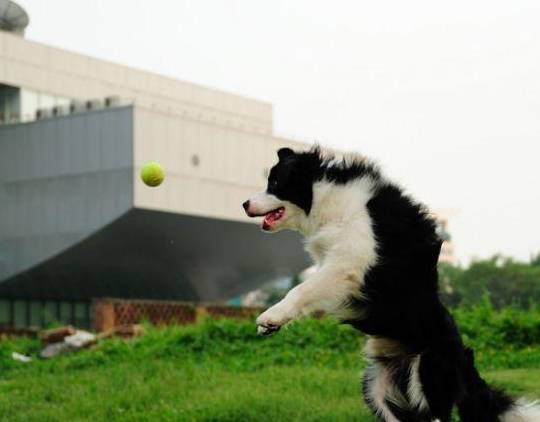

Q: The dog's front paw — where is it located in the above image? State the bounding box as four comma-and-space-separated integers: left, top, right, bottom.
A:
256, 305, 295, 336
257, 323, 281, 336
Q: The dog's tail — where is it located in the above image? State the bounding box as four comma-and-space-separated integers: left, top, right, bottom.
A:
457, 348, 540, 422
499, 399, 540, 422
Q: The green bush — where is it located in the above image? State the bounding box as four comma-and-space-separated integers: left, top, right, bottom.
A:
453, 298, 540, 350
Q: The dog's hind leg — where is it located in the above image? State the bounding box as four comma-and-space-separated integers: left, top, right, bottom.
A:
362, 363, 431, 422
362, 364, 402, 422
417, 347, 461, 422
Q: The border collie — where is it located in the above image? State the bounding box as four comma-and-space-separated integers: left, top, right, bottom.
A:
242, 146, 539, 422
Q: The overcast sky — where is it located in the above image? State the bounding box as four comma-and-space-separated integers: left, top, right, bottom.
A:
18, 0, 540, 264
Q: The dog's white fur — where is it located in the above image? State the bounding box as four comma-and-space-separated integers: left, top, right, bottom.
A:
250, 176, 379, 333
499, 400, 540, 422
408, 355, 430, 412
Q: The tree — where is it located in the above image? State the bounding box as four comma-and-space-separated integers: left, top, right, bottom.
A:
439, 255, 540, 309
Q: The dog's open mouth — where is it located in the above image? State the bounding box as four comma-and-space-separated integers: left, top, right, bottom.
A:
262, 207, 285, 230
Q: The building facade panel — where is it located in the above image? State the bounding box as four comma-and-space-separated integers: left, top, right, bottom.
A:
0, 106, 134, 281
133, 106, 304, 223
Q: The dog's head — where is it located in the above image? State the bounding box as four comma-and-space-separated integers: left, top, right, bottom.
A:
243, 147, 322, 232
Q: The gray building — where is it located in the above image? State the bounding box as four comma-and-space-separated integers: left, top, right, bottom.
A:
0, 3, 309, 327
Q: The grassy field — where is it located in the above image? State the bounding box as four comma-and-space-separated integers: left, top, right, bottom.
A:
1, 361, 539, 421
0, 317, 539, 421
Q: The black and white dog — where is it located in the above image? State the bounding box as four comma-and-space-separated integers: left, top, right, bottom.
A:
243, 146, 539, 422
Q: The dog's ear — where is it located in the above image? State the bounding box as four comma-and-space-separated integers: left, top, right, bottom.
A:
277, 147, 294, 160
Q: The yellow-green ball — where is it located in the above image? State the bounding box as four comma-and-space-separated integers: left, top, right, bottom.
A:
140, 162, 165, 187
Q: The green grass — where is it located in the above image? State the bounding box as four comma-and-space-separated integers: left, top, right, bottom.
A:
0, 317, 539, 421
0, 362, 368, 421
0, 361, 538, 421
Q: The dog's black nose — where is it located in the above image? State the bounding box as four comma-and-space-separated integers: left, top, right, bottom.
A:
242, 200, 250, 211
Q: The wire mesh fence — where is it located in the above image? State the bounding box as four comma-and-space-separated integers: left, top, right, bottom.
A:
94, 298, 261, 332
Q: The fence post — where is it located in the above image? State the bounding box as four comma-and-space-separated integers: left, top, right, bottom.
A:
195, 304, 208, 322
94, 300, 115, 332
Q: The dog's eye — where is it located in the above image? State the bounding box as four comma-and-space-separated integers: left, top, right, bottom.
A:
269, 179, 278, 188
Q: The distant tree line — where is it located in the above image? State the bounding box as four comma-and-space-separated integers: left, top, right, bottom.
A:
439, 254, 540, 309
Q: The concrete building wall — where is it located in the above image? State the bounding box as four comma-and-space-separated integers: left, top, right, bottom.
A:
0, 106, 134, 281
133, 106, 305, 222
0, 30, 272, 134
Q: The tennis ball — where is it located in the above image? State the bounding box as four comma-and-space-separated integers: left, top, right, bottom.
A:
140, 162, 165, 187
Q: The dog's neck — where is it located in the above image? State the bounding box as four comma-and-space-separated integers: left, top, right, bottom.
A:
298, 178, 377, 264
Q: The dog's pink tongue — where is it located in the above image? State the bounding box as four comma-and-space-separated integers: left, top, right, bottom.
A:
264, 211, 277, 225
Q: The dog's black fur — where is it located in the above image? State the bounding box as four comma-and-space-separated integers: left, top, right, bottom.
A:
266, 147, 516, 422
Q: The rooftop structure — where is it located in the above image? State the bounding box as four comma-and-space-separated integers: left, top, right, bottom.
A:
0, 1, 29, 36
